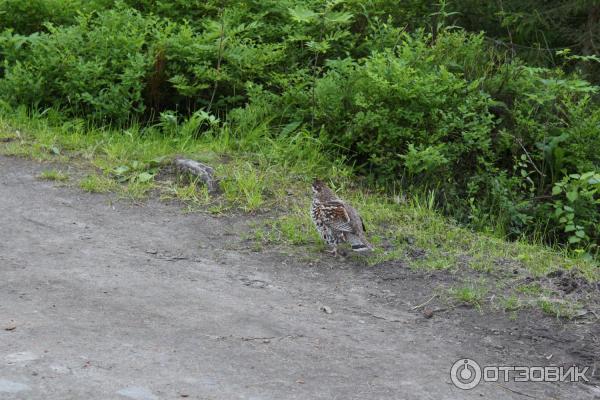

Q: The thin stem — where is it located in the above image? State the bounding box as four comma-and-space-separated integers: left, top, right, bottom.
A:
207, 10, 225, 114
497, 0, 515, 58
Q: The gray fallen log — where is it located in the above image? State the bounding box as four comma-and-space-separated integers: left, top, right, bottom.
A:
173, 158, 218, 192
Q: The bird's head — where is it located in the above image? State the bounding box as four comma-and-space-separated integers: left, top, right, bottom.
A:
312, 179, 334, 198
311, 179, 325, 194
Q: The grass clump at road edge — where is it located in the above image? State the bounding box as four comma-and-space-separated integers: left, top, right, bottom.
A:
38, 169, 69, 181
79, 174, 118, 193
449, 284, 489, 310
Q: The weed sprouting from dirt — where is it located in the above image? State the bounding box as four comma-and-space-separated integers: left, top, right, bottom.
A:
39, 169, 69, 182
79, 174, 118, 193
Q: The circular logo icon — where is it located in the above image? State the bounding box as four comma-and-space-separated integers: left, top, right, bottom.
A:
450, 358, 482, 390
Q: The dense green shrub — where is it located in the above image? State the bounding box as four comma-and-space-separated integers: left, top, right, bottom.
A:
311, 32, 496, 184
0, 8, 156, 123
151, 11, 288, 114
549, 172, 600, 254
0, 3, 316, 120
0, 0, 113, 34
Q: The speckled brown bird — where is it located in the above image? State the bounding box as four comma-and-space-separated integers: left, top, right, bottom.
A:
310, 179, 372, 256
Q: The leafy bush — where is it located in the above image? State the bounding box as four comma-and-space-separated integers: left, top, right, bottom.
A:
0, 8, 156, 123
310, 32, 496, 186
550, 172, 600, 254
0, 0, 112, 34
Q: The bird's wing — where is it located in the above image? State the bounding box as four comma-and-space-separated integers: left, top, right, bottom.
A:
321, 200, 354, 232
345, 204, 366, 233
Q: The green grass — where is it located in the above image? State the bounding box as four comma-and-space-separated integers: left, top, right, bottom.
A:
161, 180, 212, 211
38, 169, 69, 182
220, 162, 266, 212
537, 298, 582, 319
79, 174, 118, 193
517, 282, 543, 295
500, 294, 522, 312
0, 107, 598, 317
449, 284, 488, 309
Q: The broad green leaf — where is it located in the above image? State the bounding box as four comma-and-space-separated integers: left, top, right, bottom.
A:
588, 177, 600, 185
289, 7, 318, 23
150, 156, 167, 166
580, 171, 594, 180
136, 172, 154, 183
324, 11, 353, 24
306, 40, 330, 53
281, 121, 303, 136
551, 185, 562, 196
564, 224, 576, 232
113, 166, 129, 175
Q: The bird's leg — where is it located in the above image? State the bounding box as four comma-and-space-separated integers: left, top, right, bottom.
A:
326, 246, 338, 257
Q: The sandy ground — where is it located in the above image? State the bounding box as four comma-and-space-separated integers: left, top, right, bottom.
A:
1, 155, 599, 400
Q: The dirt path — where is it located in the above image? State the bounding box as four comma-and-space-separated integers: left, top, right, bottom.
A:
0, 155, 598, 400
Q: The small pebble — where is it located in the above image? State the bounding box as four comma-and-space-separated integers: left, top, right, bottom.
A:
320, 305, 332, 314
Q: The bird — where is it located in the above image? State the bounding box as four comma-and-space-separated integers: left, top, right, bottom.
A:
310, 179, 373, 256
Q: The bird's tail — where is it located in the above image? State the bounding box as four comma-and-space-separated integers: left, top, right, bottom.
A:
346, 232, 373, 252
